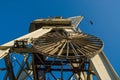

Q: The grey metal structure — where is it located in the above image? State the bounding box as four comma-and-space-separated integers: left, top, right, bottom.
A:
0, 16, 119, 80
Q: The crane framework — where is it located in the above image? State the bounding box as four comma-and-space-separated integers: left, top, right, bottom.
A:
0, 16, 119, 80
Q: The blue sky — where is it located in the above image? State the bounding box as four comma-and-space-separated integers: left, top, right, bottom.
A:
0, 0, 120, 79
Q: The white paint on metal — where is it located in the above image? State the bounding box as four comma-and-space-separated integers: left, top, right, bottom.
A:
0, 28, 52, 59
90, 52, 120, 80
34, 18, 71, 22
0, 48, 10, 59
69, 16, 83, 28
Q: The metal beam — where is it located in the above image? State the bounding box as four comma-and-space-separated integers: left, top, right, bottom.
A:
4, 54, 15, 80
90, 52, 119, 80
16, 56, 29, 80
0, 28, 52, 59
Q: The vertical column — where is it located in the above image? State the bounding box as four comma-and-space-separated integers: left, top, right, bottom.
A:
32, 54, 39, 80
4, 54, 15, 80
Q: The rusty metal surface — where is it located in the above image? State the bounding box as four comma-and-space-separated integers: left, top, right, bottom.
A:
0, 16, 119, 80
33, 29, 103, 59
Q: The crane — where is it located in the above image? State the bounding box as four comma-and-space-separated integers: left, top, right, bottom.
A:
0, 16, 119, 80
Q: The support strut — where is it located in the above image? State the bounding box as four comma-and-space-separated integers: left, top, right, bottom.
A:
4, 54, 15, 80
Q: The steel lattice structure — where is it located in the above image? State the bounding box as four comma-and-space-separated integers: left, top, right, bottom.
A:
0, 16, 119, 80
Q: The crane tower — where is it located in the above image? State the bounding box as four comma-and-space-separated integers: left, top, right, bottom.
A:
0, 16, 119, 80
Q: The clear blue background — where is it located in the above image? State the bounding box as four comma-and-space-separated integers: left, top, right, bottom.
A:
0, 0, 120, 79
